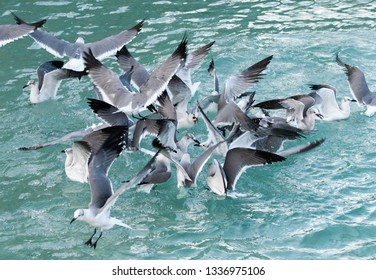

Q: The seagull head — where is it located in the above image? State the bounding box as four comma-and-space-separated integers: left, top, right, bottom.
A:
70, 209, 85, 224
311, 109, 324, 119
185, 133, 201, 146
61, 148, 73, 155
22, 80, 35, 89
192, 114, 198, 124
343, 97, 357, 103
75, 36, 85, 44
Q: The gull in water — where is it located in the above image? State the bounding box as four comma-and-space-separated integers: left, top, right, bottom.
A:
280, 98, 323, 131
70, 125, 158, 248
207, 138, 325, 195
27, 19, 144, 71
207, 148, 286, 195
0, 12, 46, 47
83, 35, 187, 114
336, 53, 376, 117
308, 84, 356, 121
255, 93, 323, 131
23, 60, 86, 103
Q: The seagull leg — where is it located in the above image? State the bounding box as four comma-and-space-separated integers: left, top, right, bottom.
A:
85, 228, 97, 246
91, 231, 103, 249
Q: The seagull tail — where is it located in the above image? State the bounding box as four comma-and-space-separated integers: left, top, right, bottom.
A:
113, 218, 133, 230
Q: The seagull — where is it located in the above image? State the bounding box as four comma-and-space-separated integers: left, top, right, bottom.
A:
83, 35, 187, 114
27, 19, 144, 71
23, 60, 86, 103
0, 12, 46, 47
336, 53, 376, 117
70, 125, 158, 248
308, 84, 356, 121
129, 91, 179, 151
136, 152, 172, 193
279, 98, 323, 130
136, 146, 190, 193
255, 93, 323, 131
207, 138, 325, 195
207, 148, 286, 195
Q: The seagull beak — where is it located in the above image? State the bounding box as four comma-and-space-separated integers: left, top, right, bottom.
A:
70, 217, 77, 224
316, 112, 324, 119
22, 84, 29, 89
350, 99, 357, 102
192, 115, 198, 124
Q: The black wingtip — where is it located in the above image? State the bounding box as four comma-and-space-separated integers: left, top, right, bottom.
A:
307, 84, 335, 91
208, 58, 215, 74
83, 48, 101, 70
87, 98, 112, 113
172, 33, 188, 59
116, 45, 132, 59
255, 149, 287, 164
335, 52, 347, 68
12, 12, 46, 29
132, 19, 145, 34
12, 12, 25, 25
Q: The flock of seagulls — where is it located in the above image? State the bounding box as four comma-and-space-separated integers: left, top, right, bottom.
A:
2, 12, 375, 248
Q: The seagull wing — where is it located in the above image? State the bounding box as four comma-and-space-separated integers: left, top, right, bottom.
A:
87, 98, 132, 127
66, 141, 91, 183
188, 141, 224, 184
138, 35, 187, 107
88, 20, 144, 60
206, 159, 227, 195
208, 58, 219, 93
83, 48, 133, 107
99, 149, 160, 213
0, 13, 46, 47
223, 148, 286, 191
336, 53, 372, 104
28, 29, 80, 58
116, 45, 150, 89
277, 138, 325, 157
87, 126, 128, 209
220, 55, 273, 109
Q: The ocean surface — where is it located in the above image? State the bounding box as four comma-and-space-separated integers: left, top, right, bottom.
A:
1, 0, 376, 260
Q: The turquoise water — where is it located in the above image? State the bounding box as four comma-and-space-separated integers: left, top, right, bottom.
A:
1, 0, 376, 260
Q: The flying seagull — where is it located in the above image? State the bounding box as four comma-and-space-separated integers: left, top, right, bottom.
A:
70, 125, 158, 248
27, 19, 144, 71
